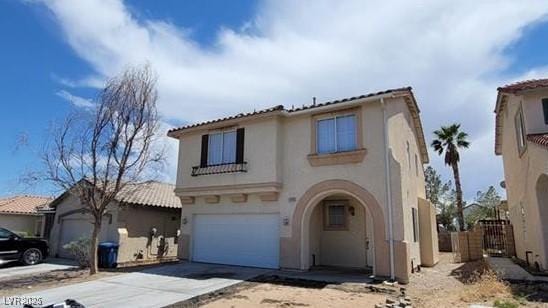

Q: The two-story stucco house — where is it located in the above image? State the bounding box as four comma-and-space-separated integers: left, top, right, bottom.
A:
494, 79, 548, 270
168, 87, 439, 283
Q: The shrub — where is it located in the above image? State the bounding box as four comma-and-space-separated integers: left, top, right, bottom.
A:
494, 299, 518, 308
62, 237, 91, 268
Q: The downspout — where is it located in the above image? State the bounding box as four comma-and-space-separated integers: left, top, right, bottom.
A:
381, 98, 395, 281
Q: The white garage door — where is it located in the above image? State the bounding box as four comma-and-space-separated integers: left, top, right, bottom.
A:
192, 214, 280, 269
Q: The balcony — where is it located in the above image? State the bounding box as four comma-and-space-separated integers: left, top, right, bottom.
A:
191, 162, 248, 177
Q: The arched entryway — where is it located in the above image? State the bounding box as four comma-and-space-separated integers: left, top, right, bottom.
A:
537, 174, 548, 267
306, 193, 373, 269
289, 180, 391, 278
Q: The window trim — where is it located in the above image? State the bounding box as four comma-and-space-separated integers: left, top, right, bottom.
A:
316, 114, 357, 154
514, 105, 527, 156
323, 200, 349, 231
412, 207, 419, 242
207, 129, 237, 165
308, 107, 366, 166
542, 98, 548, 125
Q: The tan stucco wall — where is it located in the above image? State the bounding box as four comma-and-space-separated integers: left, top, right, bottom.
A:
309, 197, 369, 268
0, 214, 43, 236
174, 95, 428, 283
49, 194, 119, 257
418, 198, 439, 266
176, 117, 282, 188
522, 91, 548, 134
499, 90, 548, 269
50, 193, 180, 264
116, 205, 180, 263
386, 99, 426, 270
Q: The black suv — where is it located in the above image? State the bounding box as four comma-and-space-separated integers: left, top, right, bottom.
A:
0, 227, 48, 265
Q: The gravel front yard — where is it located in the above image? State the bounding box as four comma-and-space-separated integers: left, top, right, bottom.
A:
201, 282, 387, 308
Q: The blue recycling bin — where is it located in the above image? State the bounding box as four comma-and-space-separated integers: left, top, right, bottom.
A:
98, 241, 119, 268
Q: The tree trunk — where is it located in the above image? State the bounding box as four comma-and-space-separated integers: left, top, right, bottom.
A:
89, 220, 101, 275
452, 162, 465, 231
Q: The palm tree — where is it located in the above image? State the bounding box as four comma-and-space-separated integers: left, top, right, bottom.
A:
431, 124, 470, 231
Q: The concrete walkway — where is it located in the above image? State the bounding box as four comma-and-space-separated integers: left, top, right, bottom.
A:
5, 262, 268, 308
487, 257, 548, 282
0, 259, 77, 280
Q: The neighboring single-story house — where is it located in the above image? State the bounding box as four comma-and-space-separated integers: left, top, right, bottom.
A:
168, 87, 439, 283
0, 195, 53, 237
48, 181, 181, 266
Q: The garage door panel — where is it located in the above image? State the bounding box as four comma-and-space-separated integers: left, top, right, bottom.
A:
192, 214, 280, 269
58, 218, 109, 259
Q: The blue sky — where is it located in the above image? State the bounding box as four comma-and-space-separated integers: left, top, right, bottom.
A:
0, 0, 547, 199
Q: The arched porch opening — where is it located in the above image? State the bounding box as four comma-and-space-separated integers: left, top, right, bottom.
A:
291, 180, 391, 278
305, 193, 373, 270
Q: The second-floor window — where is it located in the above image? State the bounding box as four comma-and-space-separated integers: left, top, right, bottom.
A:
208, 131, 236, 165
200, 128, 245, 168
316, 114, 357, 154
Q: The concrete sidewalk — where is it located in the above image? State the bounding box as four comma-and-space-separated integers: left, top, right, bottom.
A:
487, 257, 548, 282
4, 262, 269, 308
0, 259, 77, 280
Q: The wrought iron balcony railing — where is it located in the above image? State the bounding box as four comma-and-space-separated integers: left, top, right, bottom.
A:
191, 162, 247, 176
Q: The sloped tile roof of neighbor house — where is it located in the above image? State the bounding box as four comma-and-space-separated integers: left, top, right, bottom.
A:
527, 133, 548, 149
167, 87, 429, 163
0, 195, 53, 215
497, 78, 548, 94
117, 181, 181, 208
49, 180, 181, 209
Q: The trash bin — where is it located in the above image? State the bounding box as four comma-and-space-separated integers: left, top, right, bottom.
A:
98, 241, 119, 268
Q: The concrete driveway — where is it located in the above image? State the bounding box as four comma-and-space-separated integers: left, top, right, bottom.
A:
8, 262, 269, 308
0, 259, 76, 280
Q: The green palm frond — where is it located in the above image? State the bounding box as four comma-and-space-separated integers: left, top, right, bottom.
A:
430, 123, 470, 166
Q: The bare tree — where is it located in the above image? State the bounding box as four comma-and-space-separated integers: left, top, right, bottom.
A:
43, 65, 164, 274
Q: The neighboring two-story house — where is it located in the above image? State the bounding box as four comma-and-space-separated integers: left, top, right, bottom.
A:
168, 87, 439, 283
495, 79, 548, 270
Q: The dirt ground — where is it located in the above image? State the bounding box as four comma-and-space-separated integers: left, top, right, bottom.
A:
196, 253, 548, 308
408, 253, 548, 308
0, 267, 116, 297
201, 282, 388, 308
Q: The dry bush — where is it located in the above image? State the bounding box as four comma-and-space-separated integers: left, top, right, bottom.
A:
459, 260, 512, 303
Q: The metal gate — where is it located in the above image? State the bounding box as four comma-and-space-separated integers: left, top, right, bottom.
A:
477, 219, 515, 257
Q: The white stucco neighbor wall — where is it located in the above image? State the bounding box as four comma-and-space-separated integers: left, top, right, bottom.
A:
500, 90, 548, 269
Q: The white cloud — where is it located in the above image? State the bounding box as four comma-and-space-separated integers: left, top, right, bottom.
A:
36, 0, 548, 198
55, 89, 94, 108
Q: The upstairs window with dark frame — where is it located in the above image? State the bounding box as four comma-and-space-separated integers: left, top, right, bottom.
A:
316, 114, 357, 154
200, 128, 245, 167
543, 98, 548, 125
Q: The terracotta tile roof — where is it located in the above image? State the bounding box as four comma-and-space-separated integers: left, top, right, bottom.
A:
498, 78, 548, 94
167, 87, 411, 134
117, 181, 181, 208
287, 87, 412, 113
527, 133, 548, 149
168, 105, 284, 134
0, 195, 53, 215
